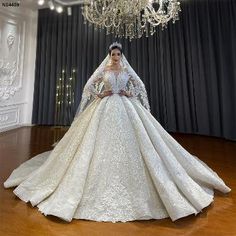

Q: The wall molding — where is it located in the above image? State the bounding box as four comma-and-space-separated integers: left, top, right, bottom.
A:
0, 105, 20, 131
0, 7, 38, 133
0, 10, 26, 101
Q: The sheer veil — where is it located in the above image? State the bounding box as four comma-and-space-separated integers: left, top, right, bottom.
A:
73, 46, 150, 120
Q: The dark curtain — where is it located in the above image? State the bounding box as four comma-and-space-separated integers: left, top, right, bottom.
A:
32, 0, 236, 141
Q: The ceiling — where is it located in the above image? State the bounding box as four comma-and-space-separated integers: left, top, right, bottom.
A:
54, 0, 84, 5
18, 0, 84, 11
18, 0, 47, 10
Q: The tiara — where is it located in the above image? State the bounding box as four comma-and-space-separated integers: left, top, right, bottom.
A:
109, 42, 122, 50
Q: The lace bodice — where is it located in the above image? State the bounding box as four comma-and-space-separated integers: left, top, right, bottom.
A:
103, 70, 130, 94
76, 67, 151, 117
87, 69, 130, 97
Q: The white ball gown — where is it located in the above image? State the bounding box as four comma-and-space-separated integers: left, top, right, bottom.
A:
4, 57, 231, 223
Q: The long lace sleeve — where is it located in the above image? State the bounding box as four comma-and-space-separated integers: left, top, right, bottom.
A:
74, 72, 105, 119
126, 76, 151, 112
87, 76, 104, 98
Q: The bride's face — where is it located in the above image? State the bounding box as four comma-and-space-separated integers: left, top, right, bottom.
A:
110, 49, 121, 65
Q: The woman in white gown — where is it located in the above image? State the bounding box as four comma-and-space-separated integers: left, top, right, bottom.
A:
4, 42, 231, 223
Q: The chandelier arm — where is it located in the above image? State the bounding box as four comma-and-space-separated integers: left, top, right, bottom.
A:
82, 0, 181, 40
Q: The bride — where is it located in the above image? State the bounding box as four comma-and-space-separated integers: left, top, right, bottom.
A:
4, 42, 231, 223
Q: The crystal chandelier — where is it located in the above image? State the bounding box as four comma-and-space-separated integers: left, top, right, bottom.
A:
82, 0, 181, 40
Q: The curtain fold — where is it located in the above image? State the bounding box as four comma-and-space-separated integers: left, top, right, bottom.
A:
32, 0, 236, 140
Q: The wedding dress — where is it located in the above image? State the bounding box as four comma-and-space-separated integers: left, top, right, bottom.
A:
4, 53, 231, 223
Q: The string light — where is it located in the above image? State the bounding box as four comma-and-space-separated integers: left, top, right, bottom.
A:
55, 68, 76, 124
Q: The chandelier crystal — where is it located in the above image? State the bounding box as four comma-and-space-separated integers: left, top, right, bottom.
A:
82, 0, 181, 40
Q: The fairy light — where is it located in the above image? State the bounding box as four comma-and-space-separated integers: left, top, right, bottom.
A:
55, 67, 77, 124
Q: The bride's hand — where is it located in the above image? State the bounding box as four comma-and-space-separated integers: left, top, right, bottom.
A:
97, 90, 113, 98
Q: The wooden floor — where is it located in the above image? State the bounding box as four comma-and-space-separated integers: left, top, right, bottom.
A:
0, 126, 235, 236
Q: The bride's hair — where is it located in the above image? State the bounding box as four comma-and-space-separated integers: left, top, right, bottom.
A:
109, 42, 123, 55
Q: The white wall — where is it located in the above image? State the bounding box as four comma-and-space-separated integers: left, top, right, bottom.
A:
0, 4, 38, 132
